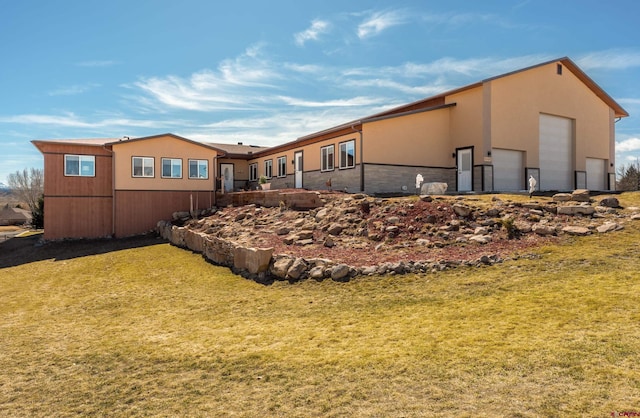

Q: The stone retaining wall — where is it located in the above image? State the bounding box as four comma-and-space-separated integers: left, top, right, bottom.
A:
156, 219, 497, 284
215, 189, 324, 210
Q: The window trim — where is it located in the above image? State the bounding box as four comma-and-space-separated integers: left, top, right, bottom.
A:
132, 156, 155, 178
264, 159, 273, 179
64, 154, 96, 177
339, 139, 356, 169
249, 163, 258, 181
321, 145, 335, 172
188, 159, 209, 180
161, 157, 183, 179
277, 156, 287, 178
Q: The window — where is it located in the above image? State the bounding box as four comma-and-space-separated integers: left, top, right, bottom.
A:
339, 140, 355, 169
264, 159, 273, 179
162, 158, 182, 178
64, 155, 95, 177
321, 145, 334, 172
277, 156, 286, 177
132, 157, 154, 178
557, 63, 563, 75
249, 163, 258, 181
188, 159, 208, 179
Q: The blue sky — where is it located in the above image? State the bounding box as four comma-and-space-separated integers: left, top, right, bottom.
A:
1, 0, 640, 184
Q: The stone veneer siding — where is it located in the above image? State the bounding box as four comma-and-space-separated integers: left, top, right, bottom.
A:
303, 166, 362, 193
363, 163, 456, 195
251, 163, 457, 195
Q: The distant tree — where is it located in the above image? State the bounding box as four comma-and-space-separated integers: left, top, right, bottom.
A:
617, 161, 640, 191
7, 168, 44, 218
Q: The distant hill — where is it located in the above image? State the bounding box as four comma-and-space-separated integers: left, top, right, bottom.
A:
0, 182, 9, 191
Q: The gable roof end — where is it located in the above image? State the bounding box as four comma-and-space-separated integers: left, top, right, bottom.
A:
483, 57, 629, 118
560, 57, 628, 118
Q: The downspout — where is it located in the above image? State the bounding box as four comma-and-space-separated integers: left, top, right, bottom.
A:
351, 123, 364, 192
102, 144, 116, 237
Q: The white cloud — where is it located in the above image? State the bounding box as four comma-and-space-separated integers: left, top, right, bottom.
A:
357, 10, 407, 39
48, 83, 100, 96
0, 113, 187, 130
276, 95, 384, 108
185, 105, 388, 148
343, 78, 450, 96
343, 54, 551, 80
76, 60, 118, 67
618, 98, 640, 106
576, 50, 640, 71
294, 19, 330, 46
0, 114, 94, 128
617, 137, 640, 153
130, 44, 280, 112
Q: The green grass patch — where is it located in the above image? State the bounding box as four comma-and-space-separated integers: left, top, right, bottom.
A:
1, 193, 640, 417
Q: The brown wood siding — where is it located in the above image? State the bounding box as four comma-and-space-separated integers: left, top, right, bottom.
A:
44, 196, 113, 240
34, 142, 115, 240
114, 190, 214, 237
39, 144, 113, 197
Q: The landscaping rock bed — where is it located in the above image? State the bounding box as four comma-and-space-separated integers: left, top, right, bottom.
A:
157, 190, 637, 284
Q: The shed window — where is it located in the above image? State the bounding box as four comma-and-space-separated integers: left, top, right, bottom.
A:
65, 155, 95, 177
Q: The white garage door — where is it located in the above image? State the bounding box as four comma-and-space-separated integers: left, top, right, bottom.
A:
539, 114, 573, 190
586, 158, 605, 190
492, 149, 524, 191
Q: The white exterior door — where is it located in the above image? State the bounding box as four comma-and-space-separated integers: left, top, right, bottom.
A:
294, 151, 303, 188
220, 163, 234, 193
586, 158, 606, 190
540, 114, 573, 190
457, 148, 472, 192
492, 149, 524, 191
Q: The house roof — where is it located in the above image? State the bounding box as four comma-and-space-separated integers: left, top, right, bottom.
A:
32, 134, 269, 158
105, 133, 269, 158
0, 206, 31, 222
202, 142, 270, 158
106, 133, 223, 151
32, 138, 120, 147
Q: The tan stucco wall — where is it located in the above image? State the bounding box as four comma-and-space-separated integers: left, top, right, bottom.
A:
489, 61, 613, 171
363, 108, 452, 167
112, 135, 219, 190
249, 133, 359, 175
446, 87, 485, 163
247, 151, 294, 179
303, 133, 359, 171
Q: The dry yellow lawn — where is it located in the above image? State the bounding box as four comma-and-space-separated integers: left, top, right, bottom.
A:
1, 193, 639, 417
